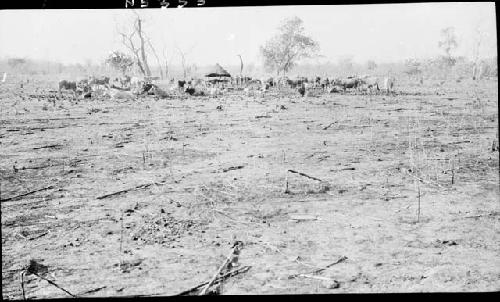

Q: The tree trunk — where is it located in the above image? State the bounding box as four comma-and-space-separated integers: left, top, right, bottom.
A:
136, 18, 151, 77
182, 58, 186, 79
164, 60, 169, 79
133, 50, 146, 76
146, 37, 163, 79
237, 55, 243, 77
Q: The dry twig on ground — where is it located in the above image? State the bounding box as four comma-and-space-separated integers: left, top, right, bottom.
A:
287, 169, 324, 182
288, 256, 348, 279
177, 266, 251, 296
1, 186, 55, 203
199, 241, 244, 295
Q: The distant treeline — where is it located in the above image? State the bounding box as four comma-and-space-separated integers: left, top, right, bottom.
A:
0, 56, 497, 80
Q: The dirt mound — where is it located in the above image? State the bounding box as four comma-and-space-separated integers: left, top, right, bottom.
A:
130, 212, 203, 246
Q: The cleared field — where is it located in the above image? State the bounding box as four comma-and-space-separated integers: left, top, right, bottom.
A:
1, 77, 499, 297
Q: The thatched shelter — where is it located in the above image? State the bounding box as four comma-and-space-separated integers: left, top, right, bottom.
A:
205, 63, 231, 84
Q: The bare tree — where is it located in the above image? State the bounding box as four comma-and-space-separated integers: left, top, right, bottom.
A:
177, 47, 187, 79
162, 47, 169, 80
176, 45, 195, 79
438, 27, 458, 69
117, 27, 146, 75
237, 54, 244, 77
135, 14, 151, 76
116, 12, 152, 77
145, 36, 164, 79
472, 27, 484, 80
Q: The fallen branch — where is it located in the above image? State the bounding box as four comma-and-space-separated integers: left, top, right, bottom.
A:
305, 151, 326, 159
96, 183, 162, 200
307, 256, 348, 275
211, 208, 251, 225
27, 231, 49, 241
322, 122, 337, 130
287, 169, 324, 182
31, 117, 86, 121
177, 266, 251, 296
20, 271, 26, 300
222, 165, 245, 173
77, 286, 107, 296
338, 167, 356, 171
32, 144, 63, 150
289, 214, 320, 222
199, 241, 244, 295
33, 272, 77, 298
464, 213, 498, 219
28, 125, 79, 131
1, 185, 55, 203
298, 274, 338, 282
289, 256, 348, 279
257, 241, 318, 269
449, 140, 471, 145
22, 259, 77, 298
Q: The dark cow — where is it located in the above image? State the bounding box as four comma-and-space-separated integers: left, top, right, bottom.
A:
264, 77, 274, 87
320, 78, 330, 90
287, 77, 308, 89
241, 76, 252, 85
178, 80, 187, 89
184, 85, 205, 96
89, 76, 109, 85
58, 80, 77, 95
141, 82, 156, 94
184, 86, 196, 95
297, 83, 306, 97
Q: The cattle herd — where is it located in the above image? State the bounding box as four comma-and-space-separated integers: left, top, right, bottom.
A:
57, 73, 397, 99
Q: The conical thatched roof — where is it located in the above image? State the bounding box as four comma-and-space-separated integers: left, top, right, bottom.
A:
205, 63, 231, 77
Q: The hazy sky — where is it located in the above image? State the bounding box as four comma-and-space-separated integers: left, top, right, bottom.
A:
0, 3, 496, 67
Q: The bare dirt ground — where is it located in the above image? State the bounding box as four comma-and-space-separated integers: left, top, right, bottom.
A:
1, 76, 499, 298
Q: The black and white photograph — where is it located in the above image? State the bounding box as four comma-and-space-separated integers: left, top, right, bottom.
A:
0, 2, 498, 298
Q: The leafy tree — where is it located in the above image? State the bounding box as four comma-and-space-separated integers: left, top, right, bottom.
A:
7, 58, 27, 69
260, 16, 319, 76
105, 51, 134, 75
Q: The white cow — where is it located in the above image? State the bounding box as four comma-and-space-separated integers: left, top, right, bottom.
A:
358, 75, 380, 93
304, 82, 314, 90
208, 87, 222, 97
105, 88, 135, 100
130, 77, 143, 88
383, 76, 395, 93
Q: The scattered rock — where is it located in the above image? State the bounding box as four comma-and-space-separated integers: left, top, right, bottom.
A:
322, 280, 340, 289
